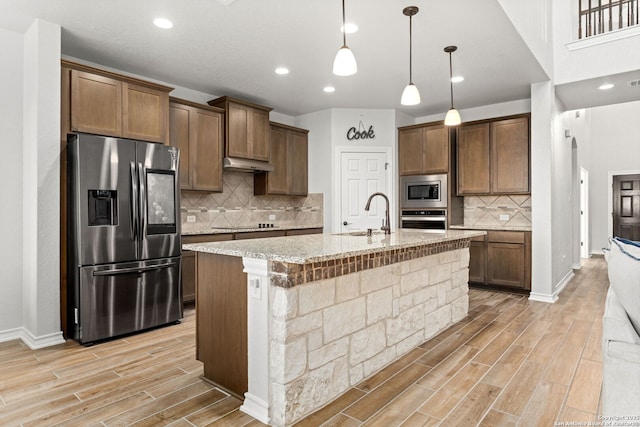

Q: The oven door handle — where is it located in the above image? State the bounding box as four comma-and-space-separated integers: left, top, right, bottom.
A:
401, 216, 446, 221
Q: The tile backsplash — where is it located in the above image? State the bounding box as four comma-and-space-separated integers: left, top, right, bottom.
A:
180, 172, 323, 233
463, 195, 531, 228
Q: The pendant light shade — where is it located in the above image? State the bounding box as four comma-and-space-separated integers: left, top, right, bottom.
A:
444, 45, 461, 126
333, 0, 357, 76
401, 6, 420, 106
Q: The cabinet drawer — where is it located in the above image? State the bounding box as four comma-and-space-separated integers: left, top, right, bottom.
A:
182, 234, 233, 244
471, 235, 486, 242
234, 230, 286, 239
487, 231, 525, 244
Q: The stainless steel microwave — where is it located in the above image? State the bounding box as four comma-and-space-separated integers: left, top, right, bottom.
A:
400, 174, 448, 208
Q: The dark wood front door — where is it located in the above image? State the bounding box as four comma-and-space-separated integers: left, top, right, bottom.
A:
613, 174, 640, 240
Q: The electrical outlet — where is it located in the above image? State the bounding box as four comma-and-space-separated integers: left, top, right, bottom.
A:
186, 215, 196, 223
249, 278, 262, 299
499, 214, 509, 221
268, 214, 276, 220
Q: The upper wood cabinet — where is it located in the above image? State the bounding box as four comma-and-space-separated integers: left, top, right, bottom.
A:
208, 96, 272, 162
398, 123, 449, 176
457, 115, 530, 195
62, 60, 172, 144
254, 122, 309, 196
169, 98, 224, 192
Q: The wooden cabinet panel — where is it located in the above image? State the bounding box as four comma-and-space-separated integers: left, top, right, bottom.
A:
169, 104, 191, 187
122, 83, 168, 143
398, 128, 424, 176
398, 124, 449, 176
266, 126, 288, 194
70, 70, 122, 137
423, 125, 449, 174
491, 117, 529, 194
487, 230, 525, 244
196, 253, 247, 396
457, 123, 490, 194
255, 122, 309, 196
234, 230, 286, 239
169, 99, 224, 192
288, 129, 309, 196
486, 242, 526, 289
209, 96, 272, 162
285, 228, 323, 236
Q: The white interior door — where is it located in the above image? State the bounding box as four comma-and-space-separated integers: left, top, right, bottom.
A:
340, 151, 389, 233
580, 168, 589, 258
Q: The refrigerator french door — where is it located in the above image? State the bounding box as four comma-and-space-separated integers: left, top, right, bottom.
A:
68, 133, 182, 344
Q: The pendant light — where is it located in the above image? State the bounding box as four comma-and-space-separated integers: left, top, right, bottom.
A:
333, 0, 357, 76
444, 45, 461, 126
400, 6, 420, 106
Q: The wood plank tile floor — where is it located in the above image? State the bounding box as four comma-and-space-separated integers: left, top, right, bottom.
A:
0, 257, 608, 426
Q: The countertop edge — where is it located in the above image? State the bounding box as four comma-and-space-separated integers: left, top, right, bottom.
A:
449, 225, 532, 232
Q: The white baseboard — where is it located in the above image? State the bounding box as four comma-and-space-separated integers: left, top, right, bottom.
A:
0, 327, 65, 349
240, 392, 270, 425
529, 270, 575, 304
572, 263, 582, 270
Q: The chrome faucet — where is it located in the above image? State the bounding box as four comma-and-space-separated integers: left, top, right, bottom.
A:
364, 192, 391, 235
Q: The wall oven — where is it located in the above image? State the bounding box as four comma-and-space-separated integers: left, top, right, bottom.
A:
401, 209, 447, 232
400, 174, 447, 209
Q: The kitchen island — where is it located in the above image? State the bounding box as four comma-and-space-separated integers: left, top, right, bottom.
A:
183, 228, 485, 426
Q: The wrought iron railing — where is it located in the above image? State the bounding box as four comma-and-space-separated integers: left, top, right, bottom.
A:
579, 0, 639, 38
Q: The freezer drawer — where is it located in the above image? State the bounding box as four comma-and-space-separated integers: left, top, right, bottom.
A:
72, 257, 182, 343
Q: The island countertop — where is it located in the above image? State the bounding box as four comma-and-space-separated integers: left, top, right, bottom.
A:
182, 228, 486, 264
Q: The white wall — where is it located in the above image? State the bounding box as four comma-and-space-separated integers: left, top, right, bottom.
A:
584, 101, 640, 253
498, 0, 554, 79
0, 28, 24, 336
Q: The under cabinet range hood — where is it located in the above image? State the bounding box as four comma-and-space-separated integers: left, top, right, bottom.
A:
223, 157, 274, 173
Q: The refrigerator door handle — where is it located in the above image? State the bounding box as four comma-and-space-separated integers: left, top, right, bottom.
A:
137, 162, 145, 242
92, 261, 179, 276
130, 162, 139, 241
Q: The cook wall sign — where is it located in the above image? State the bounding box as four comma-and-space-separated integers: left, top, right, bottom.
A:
347, 120, 375, 141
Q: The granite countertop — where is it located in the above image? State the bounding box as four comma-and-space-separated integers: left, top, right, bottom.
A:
449, 224, 532, 232
183, 228, 486, 264
182, 225, 322, 236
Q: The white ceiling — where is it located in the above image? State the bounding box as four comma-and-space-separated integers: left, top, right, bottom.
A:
0, 0, 632, 117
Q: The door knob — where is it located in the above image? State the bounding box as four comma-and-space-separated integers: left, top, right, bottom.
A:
343, 221, 351, 226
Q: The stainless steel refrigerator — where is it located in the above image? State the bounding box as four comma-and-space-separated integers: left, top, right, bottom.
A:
67, 133, 182, 344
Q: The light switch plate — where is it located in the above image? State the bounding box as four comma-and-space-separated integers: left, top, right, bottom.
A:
499, 214, 509, 221
249, 278, 262, 299
269, 214, 276, 220
186, 215, 196, 223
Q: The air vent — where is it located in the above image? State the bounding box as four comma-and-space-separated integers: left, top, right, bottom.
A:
629, 79, 640, 87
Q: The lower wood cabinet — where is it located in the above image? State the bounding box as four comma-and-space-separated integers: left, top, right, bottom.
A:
468, 230, 531, 292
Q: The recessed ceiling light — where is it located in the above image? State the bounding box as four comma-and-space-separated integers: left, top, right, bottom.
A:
153, 18, 173, 29
451, 76, 464, 83
599, 83, 614, 90
341, 23, 358, 34
323, 86, 336, 93
275, 67, 289, 75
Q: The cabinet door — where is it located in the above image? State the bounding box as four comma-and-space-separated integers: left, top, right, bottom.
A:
491, 117, 529, 194
398, 128, 424, 176
266, 126, 288, 194
191, 109, 223, 192
169, 103, 192, 189
248, 107, 270, 161
288, 130, 308, 196
486, 242, 526, 288
423, 125, 449, 174
469, 239, 486, 284
122, 82, 169, 144
227, 103, 249, 159
70, 70, 122, 137
457, 123, 491, 195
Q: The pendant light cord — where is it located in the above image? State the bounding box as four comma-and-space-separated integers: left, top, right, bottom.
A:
449, 52, 454, 108
342, 0, 347, 47
409, 15, 413, 84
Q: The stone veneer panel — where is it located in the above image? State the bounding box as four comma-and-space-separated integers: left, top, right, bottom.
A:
268, 248, 470, 426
